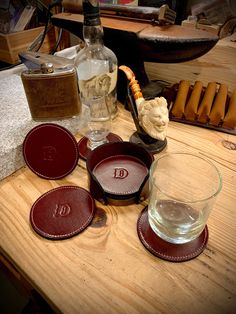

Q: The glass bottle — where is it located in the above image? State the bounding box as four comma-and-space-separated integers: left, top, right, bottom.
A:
75, 0, 118, 119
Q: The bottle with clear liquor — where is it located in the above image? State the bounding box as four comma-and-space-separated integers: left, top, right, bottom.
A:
75, 0, 118, 119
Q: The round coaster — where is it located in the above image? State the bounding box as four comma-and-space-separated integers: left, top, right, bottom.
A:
92, 155, 148, 195
30, 186, 95, 240
23, 123, 79, 180
78, 133, 123, 160
130, 132, 167, 154
137, 206, 208, 262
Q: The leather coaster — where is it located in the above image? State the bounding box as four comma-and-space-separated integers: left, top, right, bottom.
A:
92, 155, 148, 195
137, 206, 208, 262
23, 123, 79, 179
30, 186, 95, 240
78, 133, 123, 160
87, 141, 153, 205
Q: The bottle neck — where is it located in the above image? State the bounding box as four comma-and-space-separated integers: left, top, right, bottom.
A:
83, 23, 104, 46
83, 0, 103, 46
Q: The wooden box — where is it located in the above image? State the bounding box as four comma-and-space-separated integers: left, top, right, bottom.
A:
0, 26, 56, 64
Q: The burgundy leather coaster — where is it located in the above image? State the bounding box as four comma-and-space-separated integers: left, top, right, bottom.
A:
92, 155, 148, 195
87, 141, 153, 204
78, 133, 123, 160
137, 206, 208, 262
30, 186, 95, 240
23, 123, 79, 179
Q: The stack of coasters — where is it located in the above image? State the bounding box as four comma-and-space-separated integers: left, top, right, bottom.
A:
23, 123, 96, 239
78, 133, 123, 160
86, 141, 154, 205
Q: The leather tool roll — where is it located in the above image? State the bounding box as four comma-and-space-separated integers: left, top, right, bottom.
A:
164, 80, 236, 132
184, 81, 203, 121
171, 80, 190, 118
209, 83, 228, 126
223, 89, 236, 129
197, 82, 217, 123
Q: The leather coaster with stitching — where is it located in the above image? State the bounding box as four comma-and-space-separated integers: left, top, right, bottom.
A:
78, 133, 123, 160
30, 186, 95, 240
137, 206, 208, 262
87, 141, 153, 205
23, 123, 79, 179
92, 155, 148, 195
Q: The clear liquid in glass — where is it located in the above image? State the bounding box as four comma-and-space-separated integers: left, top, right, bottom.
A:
148, 200, 204, 244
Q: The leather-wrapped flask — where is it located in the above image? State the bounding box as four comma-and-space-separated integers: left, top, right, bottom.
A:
20, 52, 81, 121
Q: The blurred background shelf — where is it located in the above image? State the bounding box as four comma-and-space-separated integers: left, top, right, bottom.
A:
0, 26, 56, 64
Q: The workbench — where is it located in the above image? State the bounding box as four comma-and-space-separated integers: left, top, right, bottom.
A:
0, 36, 236, 313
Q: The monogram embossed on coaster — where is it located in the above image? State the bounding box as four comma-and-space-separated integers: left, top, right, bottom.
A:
30, 186, 95, 239
137, 207, 208, 262
23, 123, 79, 179
87, 142, 154, 205
92, 155, 148, 195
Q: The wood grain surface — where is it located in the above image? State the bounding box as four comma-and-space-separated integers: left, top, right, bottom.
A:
0, 37, 236, 313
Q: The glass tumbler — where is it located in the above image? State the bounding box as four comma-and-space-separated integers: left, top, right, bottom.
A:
148, 153, 222, 244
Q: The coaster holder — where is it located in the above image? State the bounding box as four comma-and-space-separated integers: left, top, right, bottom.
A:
86, 141, 154, 205
78, 133, 123, 160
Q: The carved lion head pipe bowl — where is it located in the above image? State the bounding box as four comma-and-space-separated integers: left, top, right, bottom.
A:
86, 141, 154, 205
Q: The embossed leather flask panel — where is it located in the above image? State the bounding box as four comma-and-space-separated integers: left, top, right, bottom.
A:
21, 68, 81, 120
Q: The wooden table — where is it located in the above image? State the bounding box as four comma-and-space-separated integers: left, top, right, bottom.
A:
1, 38, 236, 313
